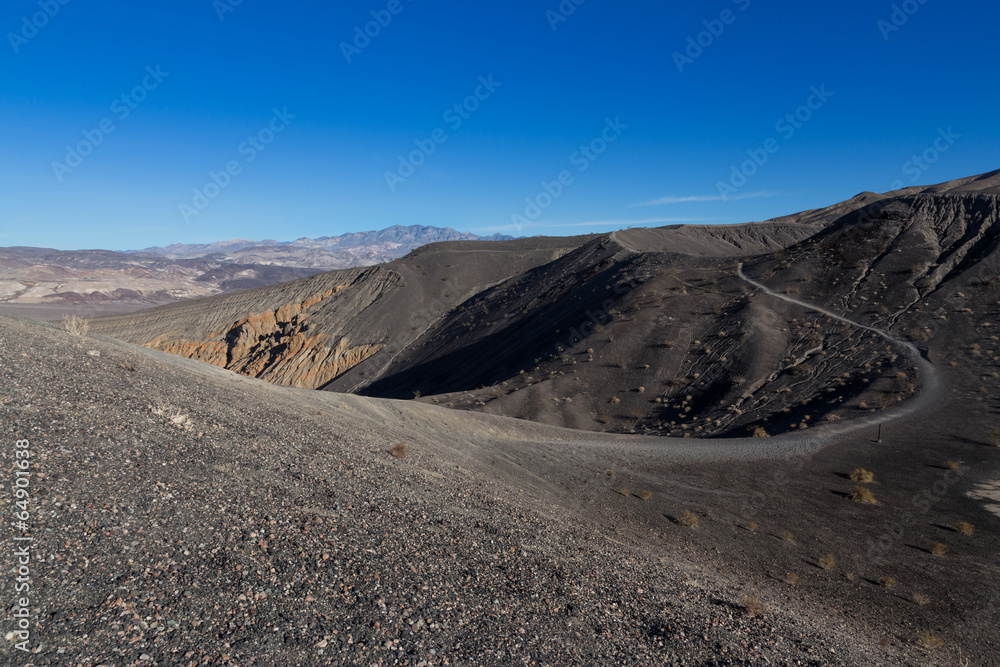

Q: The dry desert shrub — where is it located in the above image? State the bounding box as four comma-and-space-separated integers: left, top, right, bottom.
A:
740, 596, 765, 617
946, 461, 961, 470
912, 592, 931, 606
746, 521, 758, 533
783, 531, 795, 544
388, 443, 407, 459
955, 521, 974, 536
678, 510, 699, 529
928, 542, 949, 556
878, 576, 896, 589
750, 426, 770, 438
639, 489, 653, 501
63, 314, 89, 337
849, 468, 874, 483
116, 345, 142, 373
620, 486, 631, 497
784, 572, 801, 586
849, 486, 879, 504
818, 554, 837, 571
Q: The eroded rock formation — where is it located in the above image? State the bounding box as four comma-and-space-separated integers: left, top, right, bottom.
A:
147, 288, 384, 389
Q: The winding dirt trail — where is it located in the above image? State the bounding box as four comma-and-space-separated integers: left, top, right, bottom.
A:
272, 261, 947, 489
95, 252, 947, 498
292, 261, 947, 512
735, 262, 945, 439
536, 232, 949, 463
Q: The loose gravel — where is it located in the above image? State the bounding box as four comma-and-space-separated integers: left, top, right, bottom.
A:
0, 315, 935, 665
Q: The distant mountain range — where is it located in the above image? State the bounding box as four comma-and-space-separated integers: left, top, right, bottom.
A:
129, 225, 515, 268
0, 225, 515, 311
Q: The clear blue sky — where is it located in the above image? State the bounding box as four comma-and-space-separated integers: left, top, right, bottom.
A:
2, 1, 998, 250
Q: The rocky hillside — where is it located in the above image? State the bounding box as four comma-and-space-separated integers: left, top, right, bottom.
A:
88, 171, 1000, 437
88, 237, 585, 389
88, 220, 825, 407
18, 171, 1000, 666
8, 311, 981, 666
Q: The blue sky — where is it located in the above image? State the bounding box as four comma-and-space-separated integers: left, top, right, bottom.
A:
1, 1, 998, 250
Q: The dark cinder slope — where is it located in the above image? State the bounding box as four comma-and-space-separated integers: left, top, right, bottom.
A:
90, 171, 1000, 439
349, 171, 1000, 436
352, 231, 910, 437
88, 236, 589, 389
89, 219, 824, 402
7, 312, 974, 665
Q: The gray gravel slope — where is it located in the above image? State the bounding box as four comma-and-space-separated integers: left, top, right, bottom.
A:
0, 314, 936, 665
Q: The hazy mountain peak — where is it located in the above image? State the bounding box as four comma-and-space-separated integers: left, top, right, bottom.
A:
131, 225, 514, 258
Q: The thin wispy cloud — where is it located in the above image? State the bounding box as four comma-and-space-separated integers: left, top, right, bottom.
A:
547, 217, 712, 228
474, 223, 535, 233
632, 191, 777, 207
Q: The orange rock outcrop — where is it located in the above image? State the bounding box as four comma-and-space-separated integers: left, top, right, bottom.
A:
147, 288, 383, 389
